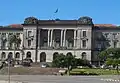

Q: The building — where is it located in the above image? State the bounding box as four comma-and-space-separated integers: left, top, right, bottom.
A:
0, 16, 119, 65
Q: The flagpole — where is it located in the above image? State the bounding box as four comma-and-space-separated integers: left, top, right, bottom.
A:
51, 8, 59, 20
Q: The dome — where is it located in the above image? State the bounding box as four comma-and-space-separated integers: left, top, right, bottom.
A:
78, 16, 93, 25
24, 17, 38, 24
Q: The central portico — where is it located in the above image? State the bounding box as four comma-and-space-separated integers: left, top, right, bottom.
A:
23, 17, 93, 63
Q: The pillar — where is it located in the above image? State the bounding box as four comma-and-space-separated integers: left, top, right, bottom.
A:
74, 30, 77, 47
0, 33, 1, 49
50, 29, 53, 47
63, 29, 66, 47
38, 29, 41, 49
6, 33, 9, 49
47, 29, 50, 47
60, 29, 63, 47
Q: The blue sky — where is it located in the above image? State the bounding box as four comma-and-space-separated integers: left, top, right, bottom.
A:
0, 0, 120, 25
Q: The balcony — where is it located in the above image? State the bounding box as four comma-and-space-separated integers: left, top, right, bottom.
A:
26, 36, 34, 40
81, 37, 88, 40
112, 38, 118, 42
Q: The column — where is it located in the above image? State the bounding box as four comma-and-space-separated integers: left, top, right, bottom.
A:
63, 29, 66, 47
60, 29, 63, 47
50, 29, 53, 47
6, 33, 9, 49
38, 29, 41, 49
47, 29, 50, 47
0, 33, 1, 49
77, 30, 81, 49
74, 30, 77, 47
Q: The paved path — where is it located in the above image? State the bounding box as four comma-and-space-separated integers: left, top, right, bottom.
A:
0, 75, 120, 83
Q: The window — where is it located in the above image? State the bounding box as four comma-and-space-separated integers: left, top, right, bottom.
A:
83, 31, 86, 37
28, 31, 32, 37
82, 40, 86, 48
104, 33, 109, 38
97, 43, 101, 49
81, 52, 87, 60
113, 33, 117, 39
1, 52, 6, 59
2, 33, 6, 37
113, 41, 117, 48
28, 40, 31, 47
16, 33, 20, 37
15, 52, 20, 58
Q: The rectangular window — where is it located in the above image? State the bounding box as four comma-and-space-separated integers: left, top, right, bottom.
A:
2, 33, 6, 37
104, 33, 109, 38
113, 33, 117, 39
16, 33, 20, 37
83, 31, 86, 37
113, 41, 117, 48
28, 31, 32, 37
82, 40, 86, 48
97, 43, 101, 49
28, 40, 31, 47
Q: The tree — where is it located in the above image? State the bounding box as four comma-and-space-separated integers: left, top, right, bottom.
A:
99, 48, 120, 74
52, 53, 65, 68
52, 53, 78, 75
99, 48, 120, 61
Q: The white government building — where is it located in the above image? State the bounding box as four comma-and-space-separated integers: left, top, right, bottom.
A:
0, 16, 119, 65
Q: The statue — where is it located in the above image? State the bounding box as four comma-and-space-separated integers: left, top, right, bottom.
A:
78, 16, 93, 25
24, 17, 38, 24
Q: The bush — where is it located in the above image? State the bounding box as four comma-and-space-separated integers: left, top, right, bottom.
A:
70, 71, 99, 75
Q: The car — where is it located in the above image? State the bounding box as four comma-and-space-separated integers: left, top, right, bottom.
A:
40, 62, 49, 68
22, 58, 33, 67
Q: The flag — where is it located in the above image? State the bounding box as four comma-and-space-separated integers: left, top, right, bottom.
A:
54, 9, 58, 13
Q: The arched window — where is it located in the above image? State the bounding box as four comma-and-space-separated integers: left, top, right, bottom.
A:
1, 52, 6, 59
40, 52, 46, 62
66, 52, 72, 56
15, 52, 20, 58
26, 51, 31, 58
8, 52, 13, 59
53, 52, 59, 60
81, 52, 87, 60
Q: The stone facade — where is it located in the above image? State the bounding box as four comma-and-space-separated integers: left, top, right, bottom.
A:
0, 16, 119, 65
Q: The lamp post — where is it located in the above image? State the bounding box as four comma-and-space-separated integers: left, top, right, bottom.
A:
8, 55, 11, 83
20, 45, 25, 64
98, 48, 101, 67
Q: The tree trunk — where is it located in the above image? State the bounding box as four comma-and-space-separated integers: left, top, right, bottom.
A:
116, 65, 119, 75
68, 66, 70, 76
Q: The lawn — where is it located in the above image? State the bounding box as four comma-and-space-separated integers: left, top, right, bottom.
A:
0, 67, 63, 75
70, 68, 120, 75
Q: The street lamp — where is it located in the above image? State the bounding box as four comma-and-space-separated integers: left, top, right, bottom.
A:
7, 55, 11, 83
98, 48, 101, 67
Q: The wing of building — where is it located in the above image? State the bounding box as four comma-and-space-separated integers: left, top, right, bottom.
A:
0, 16, 119, 66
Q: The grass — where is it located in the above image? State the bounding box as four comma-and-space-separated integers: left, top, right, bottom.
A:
0, 67, 63, 75
0, 67, 119, 75
71, 68, 120, 75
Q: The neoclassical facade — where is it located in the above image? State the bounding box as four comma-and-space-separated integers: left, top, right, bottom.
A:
0, 16, 119, 65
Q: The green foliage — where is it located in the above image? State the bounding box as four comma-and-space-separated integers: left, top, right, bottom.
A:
71, 68, 120, 75
52, 53, 65, 68
52, 53, 77, 69
99, 48, 120, 74
105, 58, 113, 66
52, 53, 91, 68
99, 48, 120, 61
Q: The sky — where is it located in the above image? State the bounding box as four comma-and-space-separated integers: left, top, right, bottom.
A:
0, 0, 120, 26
